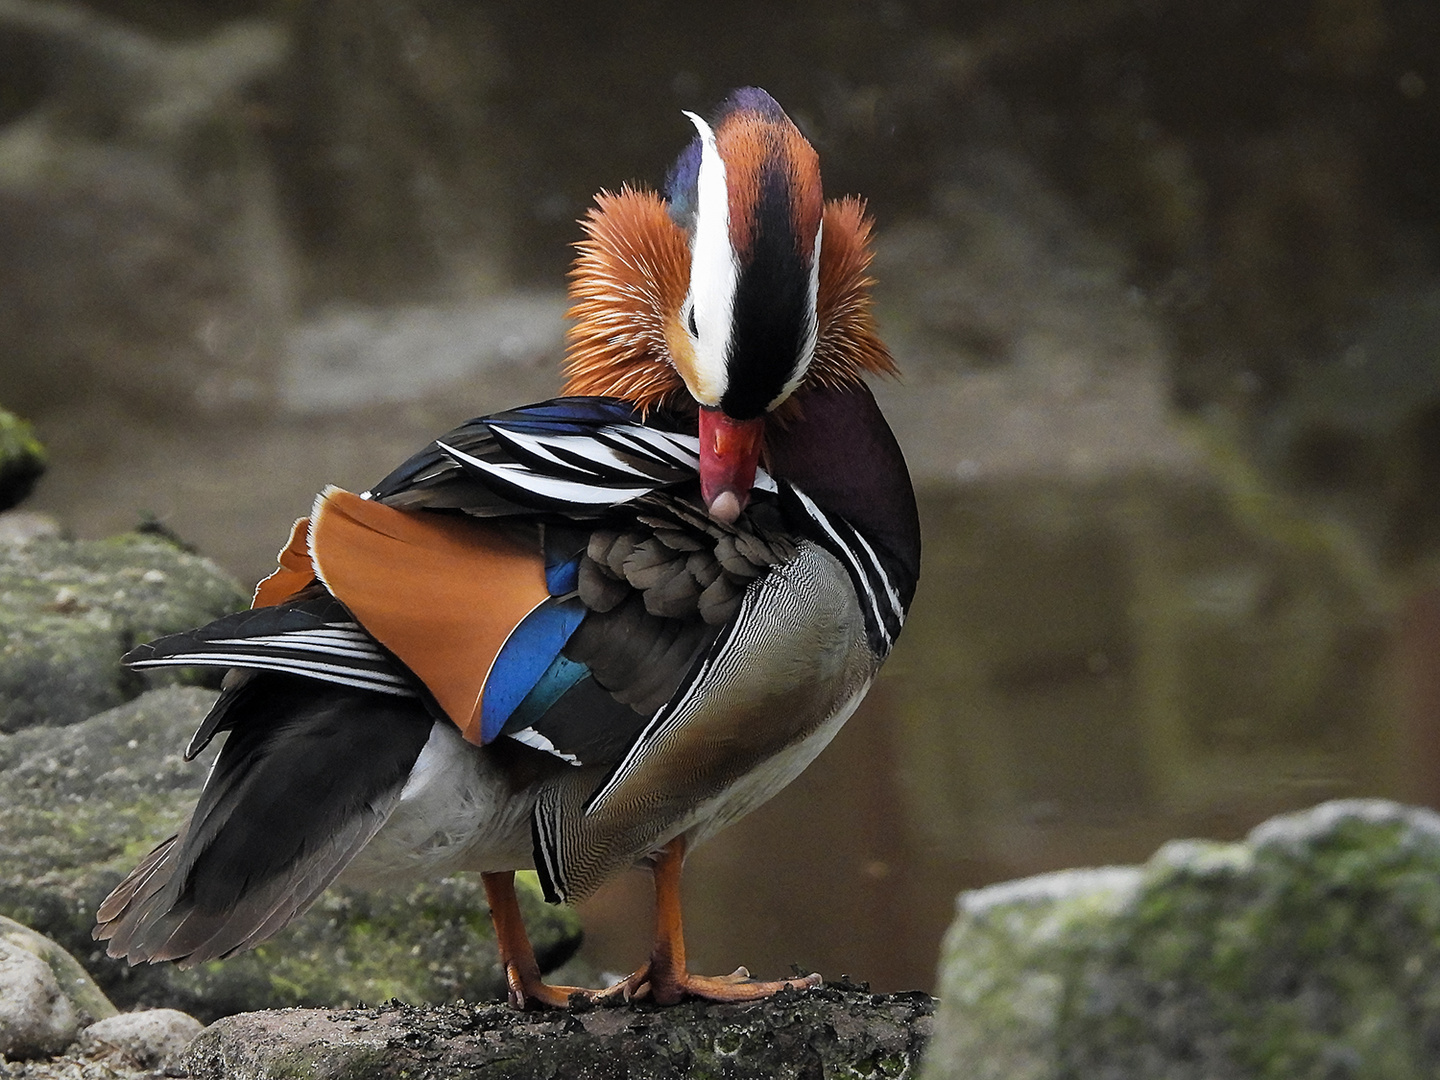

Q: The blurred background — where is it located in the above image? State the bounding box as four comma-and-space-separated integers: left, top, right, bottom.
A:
3, 0, 1439, 994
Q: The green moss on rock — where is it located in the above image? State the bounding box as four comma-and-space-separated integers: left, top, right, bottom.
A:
0, 409, 45, 512
0, 533, 247, 731
925, 800, 1440, 1080
147, 872, 580, 1021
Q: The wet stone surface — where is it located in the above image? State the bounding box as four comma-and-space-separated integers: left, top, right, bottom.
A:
185, 986, 936, 1080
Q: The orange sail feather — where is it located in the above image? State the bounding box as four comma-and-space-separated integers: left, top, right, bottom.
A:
308, 488, 550, 745
251, 516, 316, 608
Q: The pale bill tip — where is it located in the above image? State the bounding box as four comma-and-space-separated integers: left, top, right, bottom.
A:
707, 490, 743, 525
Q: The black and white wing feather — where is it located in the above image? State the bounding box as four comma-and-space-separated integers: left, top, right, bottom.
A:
125, 594, 416, 700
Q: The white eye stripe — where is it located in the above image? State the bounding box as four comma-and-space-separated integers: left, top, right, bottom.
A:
682, 109, 737, 407
765, 216, 824, 412
807, 217, 823, 352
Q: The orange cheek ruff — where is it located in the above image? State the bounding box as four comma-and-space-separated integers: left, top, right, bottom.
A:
563, 188, 690, 414
260, 489, 551, 746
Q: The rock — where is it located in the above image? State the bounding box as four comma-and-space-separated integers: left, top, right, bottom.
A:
283, 296, 566, 414
184, 987, 935, 1080
0, 937, 79, 1060
0, 686, 224, 1012
0, 686, 582, 1021
924, 799, 1440, 1079
0, 917, 117, 1029
0, 2, 290, 419
0, 917, 115, 1062
110, 868, 583, 1023
0, 533, 247, 732
0, 408, 45, 512
0, 509, 63, 545
79, 1008, 203, 1070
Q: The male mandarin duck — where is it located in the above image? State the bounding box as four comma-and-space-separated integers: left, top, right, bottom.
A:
93, 87, 920, 1009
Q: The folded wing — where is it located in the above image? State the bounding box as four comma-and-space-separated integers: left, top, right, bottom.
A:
126, 398, 788, 773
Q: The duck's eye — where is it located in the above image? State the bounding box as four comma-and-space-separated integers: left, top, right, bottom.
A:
686, 304, 698, 339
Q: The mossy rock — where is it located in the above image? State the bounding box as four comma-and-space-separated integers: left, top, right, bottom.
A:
0, 409, 45, 512
0, 533, 248, 732
925, 800, 1440, 1079
0, 687, 582, 1022
0, 915, 117, 1027
184, 989, 937, 1080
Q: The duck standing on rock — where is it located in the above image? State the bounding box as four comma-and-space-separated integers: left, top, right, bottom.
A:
94, 87, 921, 1009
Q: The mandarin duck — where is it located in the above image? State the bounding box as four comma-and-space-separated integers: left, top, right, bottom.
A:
93, 87, 920, 1008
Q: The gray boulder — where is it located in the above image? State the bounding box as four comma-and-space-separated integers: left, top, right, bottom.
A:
0, 917, 116, 1060
0, 509, 62, 544
79, 1008, 204, 1071
924, 799, 1440, 1079
0, 916, 117, 1027
0, 532, 248, 732
0, 685, 582, 1021
0, 937, 80, 1060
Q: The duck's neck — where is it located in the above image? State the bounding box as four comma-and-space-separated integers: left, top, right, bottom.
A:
765, 384, 921, 615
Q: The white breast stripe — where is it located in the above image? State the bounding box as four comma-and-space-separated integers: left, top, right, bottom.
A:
786, 485, 895, 651
830, 513, 905, 627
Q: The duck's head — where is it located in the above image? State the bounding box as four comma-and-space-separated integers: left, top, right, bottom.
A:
565, 87, 894, 523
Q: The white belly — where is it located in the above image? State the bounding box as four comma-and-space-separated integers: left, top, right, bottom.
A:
340, 722, 536, 887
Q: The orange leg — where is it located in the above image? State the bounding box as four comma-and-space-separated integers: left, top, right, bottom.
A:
482, 870, 593, 1010
601, 836, 823, 1006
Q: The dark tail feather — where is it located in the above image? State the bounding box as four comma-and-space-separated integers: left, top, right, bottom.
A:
95, 833, 182, 928
93, 674, 435, 966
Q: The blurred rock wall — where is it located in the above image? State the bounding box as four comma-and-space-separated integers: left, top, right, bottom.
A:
0, 0, 291, 416
4, 0, 1437, 553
